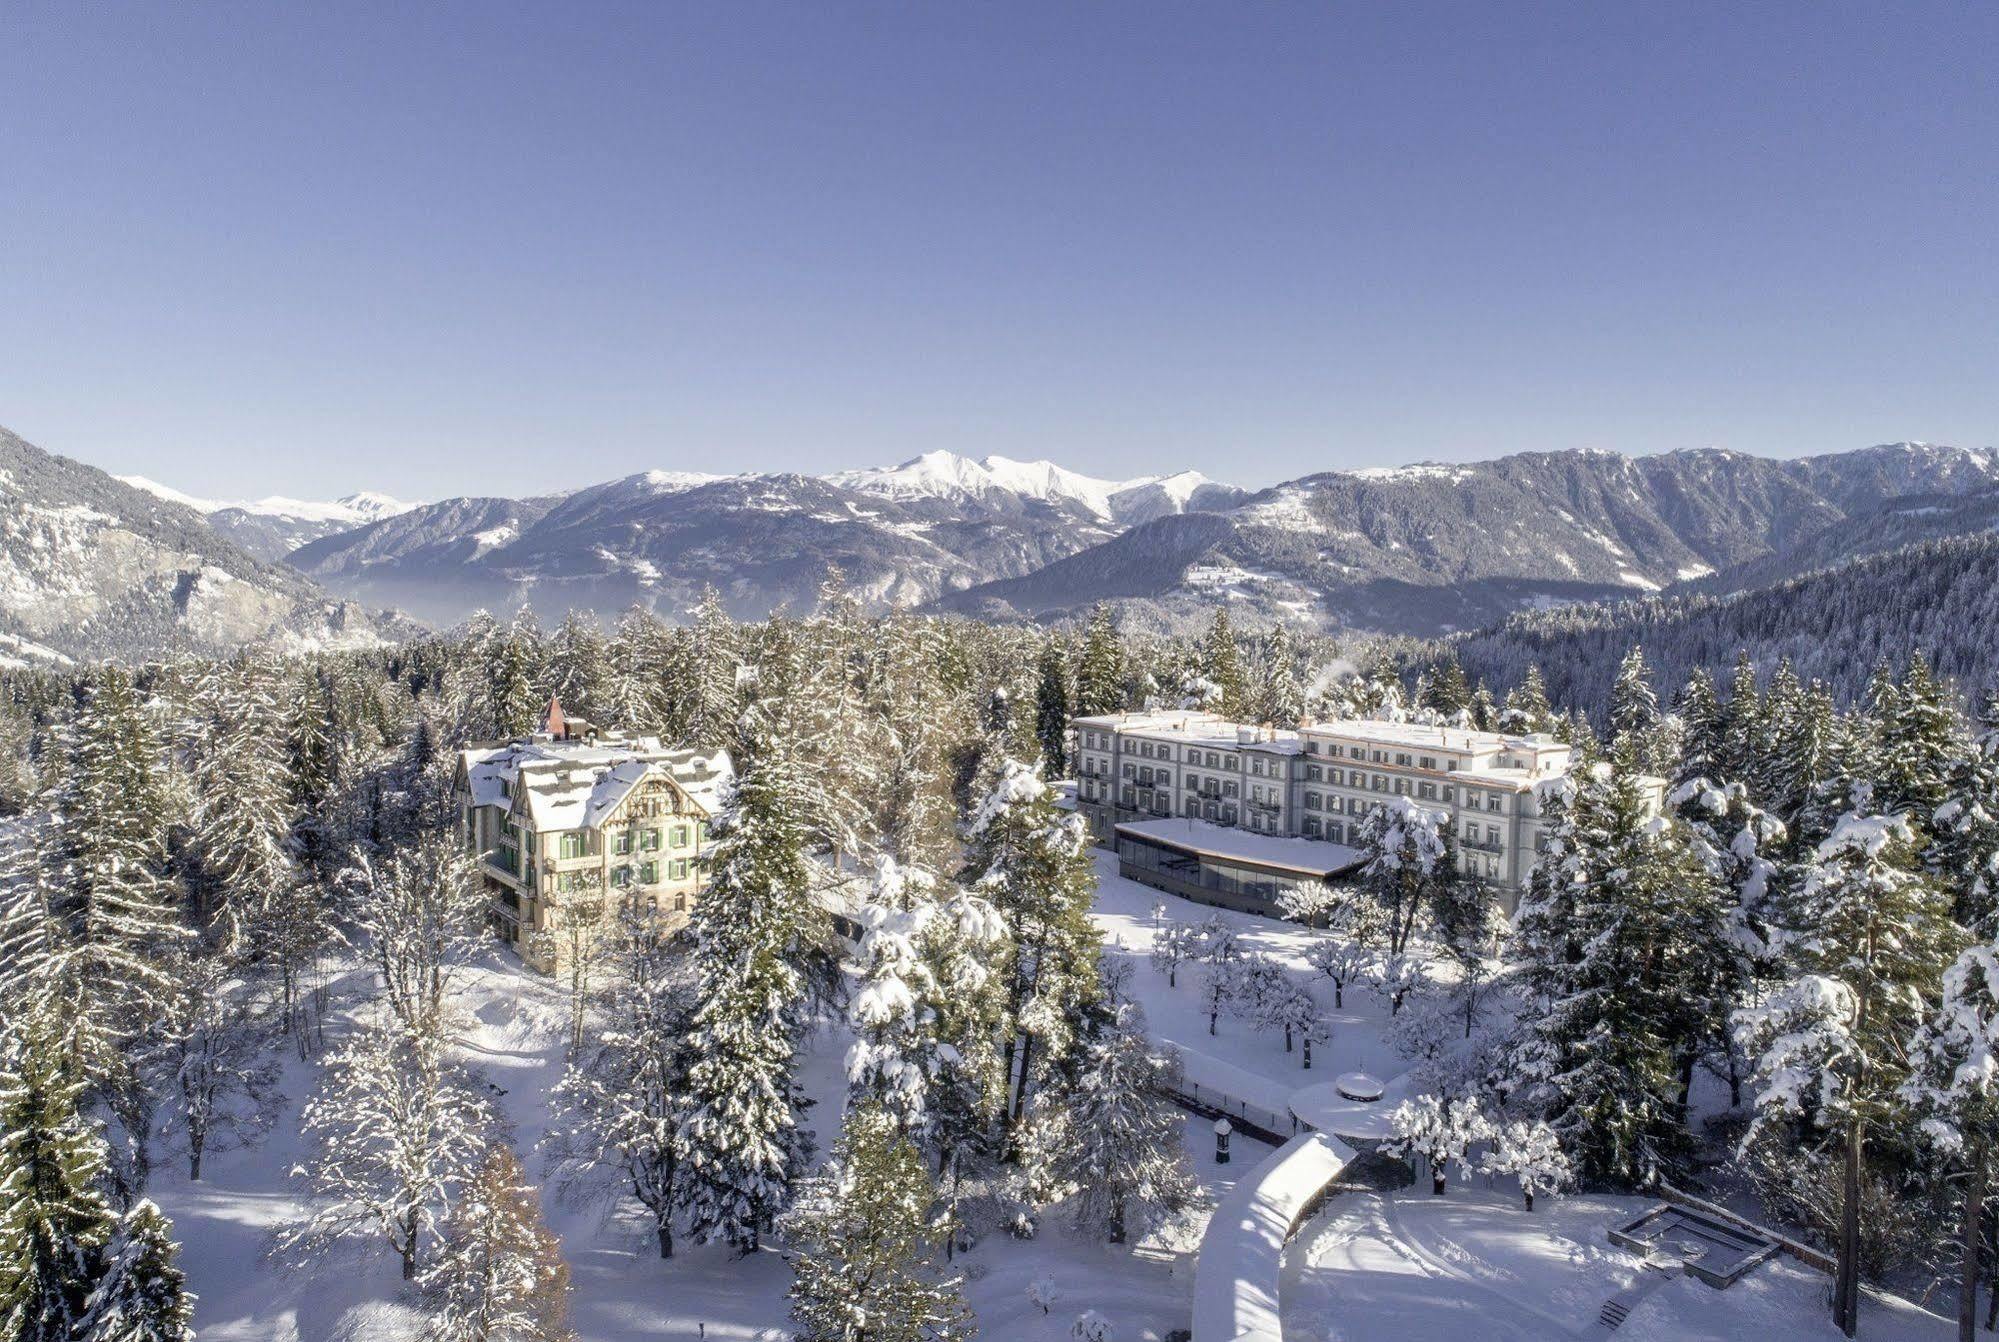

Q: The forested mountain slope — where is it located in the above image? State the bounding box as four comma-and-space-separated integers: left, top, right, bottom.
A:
937, 443, 1999, 635
0, 426, 413, 660
1451, 532, 1999, 711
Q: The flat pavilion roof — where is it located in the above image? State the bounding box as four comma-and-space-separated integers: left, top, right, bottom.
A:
1114, 817, 1365, 879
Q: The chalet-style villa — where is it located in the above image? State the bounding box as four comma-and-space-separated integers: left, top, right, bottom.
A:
452, 698, 732, 973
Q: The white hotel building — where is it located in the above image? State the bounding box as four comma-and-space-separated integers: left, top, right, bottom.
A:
1072, 709, 1659, 915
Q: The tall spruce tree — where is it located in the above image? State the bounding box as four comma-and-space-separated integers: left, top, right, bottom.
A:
1507, 753, 1728, 1184
1499, 665, 1555, 735
1199, 609, 1250, 722
0, 1005, 116, 1342
1053, 1003, 1199, 1243
785, 1102, 973, 1342
1739, 812, 1962, 1336
1073, 605, 1126, 718
674, 681, 818, 1252
963, 760, 1102, 1133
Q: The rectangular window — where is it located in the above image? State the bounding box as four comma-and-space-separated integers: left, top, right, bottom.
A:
612, 865, 632, 887
671, 859, 689, 881
640, 861, 659, 885
559, 832, 585, 859
614, 831, 633, 854
641, 829, 662, 850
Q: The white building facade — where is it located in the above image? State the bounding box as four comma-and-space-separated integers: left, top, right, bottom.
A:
1073, 709, 1659, 907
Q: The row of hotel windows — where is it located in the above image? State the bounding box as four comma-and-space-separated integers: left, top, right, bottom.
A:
1083, 778, 1517, 862
1082, 728, 1491, 776
1109, 759, 1514, 815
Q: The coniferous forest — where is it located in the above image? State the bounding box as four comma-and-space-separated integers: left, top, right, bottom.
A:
1, 572, 1996, 1341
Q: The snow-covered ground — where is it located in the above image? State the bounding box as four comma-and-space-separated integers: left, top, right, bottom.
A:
1282, 1188, 1953, 1342
147, 939, 1273, 1341
144, 851, 1950, 1341
1091, 849, 1408, 1124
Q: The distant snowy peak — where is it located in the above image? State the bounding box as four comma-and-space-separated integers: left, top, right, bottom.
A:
828, 449, 1233, 522
118, 475, 423, 524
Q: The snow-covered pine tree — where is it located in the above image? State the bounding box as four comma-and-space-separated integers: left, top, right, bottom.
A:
1499, 665, 1555, 736
40, 666, 185, 1076
1428, 856, 1504, 1037
1901, 934, 1999, 1342
541, 612, 605, 726
1765, 675, 1847, 846
487, 611, 546, 741
1073, 605, 1126, 718
190, 664, 301, 936
1934, 707, 1999, 930
848, 858, 949, 1135
1609, 645, 1666, 773
1667, 776, 1785, 1106
1421, 656, 1472, 720
1199, 608, 1250, 722
1717, 652, 1766, 798
545, 911, 693, 1259
963, 759, 1102, 1133
1480, 1120, 1571, 1211
144, 952, 282, 1181
0, 1004, 115, 1342
1353, 797, 1446, 956
1506, 752, 1729, 1185
75, 1199, 195, 1342
669, 587, 738, 749
422, 1145, 574, 1342
1874, 651, 1971, 826
0, 698, 35, 818
1738, 811, 1962, 1336
1673, 668, 1724, 788
1259, 622, 1305, 728
674, 678, 818, 1253
284, 1021, 496, 1281
786, 1100, 973, 1342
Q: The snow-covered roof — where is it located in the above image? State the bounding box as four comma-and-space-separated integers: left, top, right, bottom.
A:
1300, 717, 1565, 757
456, 736, 733, 833
1074, 711, 1572, 769
1072, 709, 1304, 755
1115, 818, 1364, 877
1191, 1131, 1356, 1342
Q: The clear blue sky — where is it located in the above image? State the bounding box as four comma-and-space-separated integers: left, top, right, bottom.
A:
2, 2, 1994, 501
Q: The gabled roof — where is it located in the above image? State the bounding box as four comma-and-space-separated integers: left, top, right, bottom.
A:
456, 735, 734, 833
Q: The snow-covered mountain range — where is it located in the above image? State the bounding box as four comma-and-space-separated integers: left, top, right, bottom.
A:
117, 475, 424, 561
15, 433, 1999, 645
276, 451, 1249, 626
